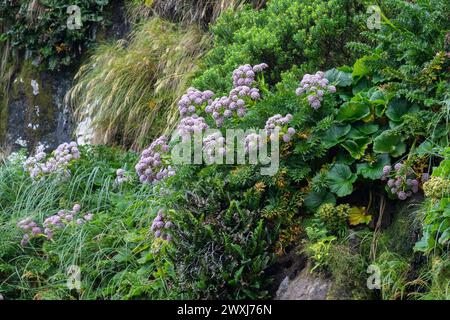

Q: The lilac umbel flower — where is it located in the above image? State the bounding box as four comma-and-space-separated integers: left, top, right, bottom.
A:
17, 218, 42, 245
296, 71, 336, 110
264, 114, 296, 142
136, 135, 175, 185
115, 168, 132, 185
177, 116, 209, 137
244, 133, 264, 155
381, 161, 421, 200
178, 87, 215, 118
203, 132, 227, 163
150, 209, 172, 242
24, 142, 81, 180
205, 63, 267, 127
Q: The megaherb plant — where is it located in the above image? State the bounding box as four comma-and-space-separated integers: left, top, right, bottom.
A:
1, 0, 449, 301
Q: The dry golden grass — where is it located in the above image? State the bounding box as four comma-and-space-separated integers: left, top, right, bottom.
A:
66, 18, 211, 150
127, 0, 266, 26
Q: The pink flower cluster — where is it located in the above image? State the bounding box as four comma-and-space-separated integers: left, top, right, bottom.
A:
178, 88, 214, 118
264, 114, 296, 142
295, 71, 336, 110
17, 204, 92, 245
244, 133, 264, 154
232, 63, 268, 87
150, 209, 172, 241
203, 132, 226, 162
43, 204, 93, 239
135, 63, 270, 184
382, 163, 420, 200
17, 218, 42, 246
24, 142, 80, 180
136, 136, 175, 184
177, 116, 209, 138
115, 168, 131, 185
205, 63, 267, 127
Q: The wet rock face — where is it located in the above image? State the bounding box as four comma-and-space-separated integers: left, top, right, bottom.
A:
6, 69, 73, 152
268, 248, 332, 300
3, 0, 129, 152
275, 267, 332, 300
269, 250, 333, 300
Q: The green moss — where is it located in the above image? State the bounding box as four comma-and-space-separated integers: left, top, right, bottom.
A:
325, 242, 372, 300
378, 204, 419, 258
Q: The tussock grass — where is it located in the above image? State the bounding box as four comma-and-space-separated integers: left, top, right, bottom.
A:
67, 18, 211, 150
127, 0, 266, 26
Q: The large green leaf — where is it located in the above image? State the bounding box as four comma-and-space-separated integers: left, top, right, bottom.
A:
336, 101, 371, 122
352, 56, 372, 78
322, 124, 351, 148
304, 190, 336, 212
335, 152, 355, 165
341, 137, 372, 160
416, 140, 434, 156
356, 154, 390, 180
348, 207, 372, 226
370, 89, 391, 117
385, 98, 420, 122
352, 78, 371, 95
438, 227, 450, 245
325, 68, 353, 87
434, 159, 450, 178
369, 89, 388, 105
373, 131, 406, 157
352, 55, 379, 79
347, 123, 379, 139
414, 231, 433, 253
326, 164, 357, 197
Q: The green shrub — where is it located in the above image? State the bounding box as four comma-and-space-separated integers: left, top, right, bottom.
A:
193, 0, 368, 95
326, 242, 371, 299
2, 0, 450, 301
349, 0, 450, 116
317, 203, 350, 235
160, 165, 277, 299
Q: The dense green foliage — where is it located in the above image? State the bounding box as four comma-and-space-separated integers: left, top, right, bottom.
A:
164, 165, 278, 299
0, 146, 180, 299
1, 0, 449, 300
417, 147, 450, 255
193, 0, 369, 94
0, 0, 110, 70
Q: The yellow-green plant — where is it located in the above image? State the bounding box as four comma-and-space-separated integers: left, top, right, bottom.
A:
317, 203, 350, 234
67, 18, 211, 149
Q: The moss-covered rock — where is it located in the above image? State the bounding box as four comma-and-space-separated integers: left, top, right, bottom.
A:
6, 60, 72, 151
